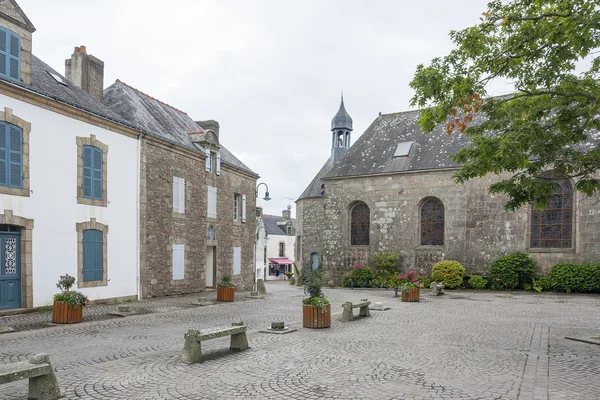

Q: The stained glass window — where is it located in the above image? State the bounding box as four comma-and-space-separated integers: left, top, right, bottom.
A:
350, 203, 370, 246
421, 198, 444, 245
531, 179, 573, 248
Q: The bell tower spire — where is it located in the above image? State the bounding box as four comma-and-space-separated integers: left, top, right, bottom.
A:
331, 94, 353, 163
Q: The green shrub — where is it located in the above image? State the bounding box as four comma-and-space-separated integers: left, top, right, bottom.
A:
469, 275, 487, 290
417, 274, 432, 290
370, 251, 402, 283
533, 276, 551, 292
488, 252, 536, 290
342, 275, 351, 288
431, 261, 465, 289
350, 265, 373, 286
547, 263, 600, 293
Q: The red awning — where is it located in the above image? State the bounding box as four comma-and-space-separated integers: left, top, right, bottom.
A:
269, 258, 293, 265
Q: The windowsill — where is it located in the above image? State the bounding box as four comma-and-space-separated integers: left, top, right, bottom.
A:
527, 248, 576, 254
0, 186, 29, 197
78, 197, 107, 207
170, 279, 187, 285
347, 245, 370, 248
78, 280, 107, 289
415, 245, 445, 250
172, 212, 186, 218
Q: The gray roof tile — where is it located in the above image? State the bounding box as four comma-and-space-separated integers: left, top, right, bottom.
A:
263, 214, 296, 236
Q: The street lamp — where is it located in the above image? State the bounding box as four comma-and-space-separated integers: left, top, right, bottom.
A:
254, 226, 269, 291
256, 182, 271, 201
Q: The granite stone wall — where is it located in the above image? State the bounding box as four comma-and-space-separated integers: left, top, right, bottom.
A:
296, 169, 600, 283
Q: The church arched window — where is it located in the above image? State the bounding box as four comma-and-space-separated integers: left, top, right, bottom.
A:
420, 198, 444, 245
530, 177, 573, 248
350, 202, 370, 246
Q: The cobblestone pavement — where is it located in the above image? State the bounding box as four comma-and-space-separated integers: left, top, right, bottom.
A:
0, 282, 599, 399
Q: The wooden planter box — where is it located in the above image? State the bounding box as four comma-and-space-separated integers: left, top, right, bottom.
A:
52, 301, 83, 324
401, 287, 420, 302
217, 286, 235, 302
303, 303, 331, 328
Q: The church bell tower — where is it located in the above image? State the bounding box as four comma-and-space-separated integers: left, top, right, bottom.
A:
331, 95, 353, 163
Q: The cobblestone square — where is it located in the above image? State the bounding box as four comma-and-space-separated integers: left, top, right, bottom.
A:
0, 282, 599, 399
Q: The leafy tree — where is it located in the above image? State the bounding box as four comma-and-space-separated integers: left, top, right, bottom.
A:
410, 0, 600, 210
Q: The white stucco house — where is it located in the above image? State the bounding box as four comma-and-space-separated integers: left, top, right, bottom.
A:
263, 206, 296, 281
0, 1, 139, 309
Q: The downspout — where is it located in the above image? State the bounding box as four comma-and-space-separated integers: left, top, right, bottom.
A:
136, 130, 142, 300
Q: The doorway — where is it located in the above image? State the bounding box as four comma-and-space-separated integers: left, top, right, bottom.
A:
0, 225, 21, 310
206, 246, 217, 288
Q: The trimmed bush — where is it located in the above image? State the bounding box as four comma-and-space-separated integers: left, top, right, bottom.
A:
488, 252, 536, 290
547, 263, 600, 293
431, 261, 465, 289
469, 275, 487, 290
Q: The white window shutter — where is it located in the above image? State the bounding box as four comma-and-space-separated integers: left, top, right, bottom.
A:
233, 247, 241, 275
208, 186, 217, 218
216, 152, 221, 176
242, 195, 247, 223
205, 149, 211, 172
172, 244, 185, 280
173, 178, 179, 212
179, 178, 186, 213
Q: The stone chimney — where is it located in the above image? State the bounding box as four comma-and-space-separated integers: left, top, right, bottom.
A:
196, 120, 220, 140
65, 46, 104, 101
256, 207, 263, 217
282, 205, 291, 220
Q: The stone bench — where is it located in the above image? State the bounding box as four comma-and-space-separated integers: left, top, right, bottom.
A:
430, 282, 445, 296
341, 299, 371, 322
0, 354, 61, 400
182, 322, 249, 364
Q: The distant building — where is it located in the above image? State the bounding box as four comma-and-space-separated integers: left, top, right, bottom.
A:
296, 97, 600, 284
263, 206, 296, 280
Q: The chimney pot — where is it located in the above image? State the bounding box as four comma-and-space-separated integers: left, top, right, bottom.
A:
65, 46, 104, 101
80, 45, 87, 53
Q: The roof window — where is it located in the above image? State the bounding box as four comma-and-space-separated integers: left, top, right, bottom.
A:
393, 141, 413, 157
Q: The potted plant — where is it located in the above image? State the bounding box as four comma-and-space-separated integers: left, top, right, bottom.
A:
397, 272, 421, 302
52, 274, 89, 324
217, 276, 235, 302
302, 271, 330, 328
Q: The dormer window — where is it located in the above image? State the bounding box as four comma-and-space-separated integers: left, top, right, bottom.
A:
393, 141, 413, 157
0, 26, 21, 82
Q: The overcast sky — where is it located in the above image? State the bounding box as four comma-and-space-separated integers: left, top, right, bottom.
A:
20, 0, 509, 217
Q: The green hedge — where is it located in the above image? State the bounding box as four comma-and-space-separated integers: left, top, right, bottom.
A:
488, 252, 536, 290
547, 263, 600, 293
431, 260, 465, 289
469, 275, 487, 290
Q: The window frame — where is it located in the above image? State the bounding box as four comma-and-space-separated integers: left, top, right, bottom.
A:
0, 26, 21, 82
349, 202, 370, 246
419, 197, 445, 246
76, 218, 108, 288
0, 108, 29, 197
529, 178, 575, 250
77, 135, 108, 207
233, 193, 240, 221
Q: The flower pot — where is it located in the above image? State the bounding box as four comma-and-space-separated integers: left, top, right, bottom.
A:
217, 286, 235, 302
302, 304, 331, 328
52, 301, 83, 324
401, 287, 420, 302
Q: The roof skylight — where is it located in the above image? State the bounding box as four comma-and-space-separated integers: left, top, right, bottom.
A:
393, 141, 413, 157
46, 71, 68, 86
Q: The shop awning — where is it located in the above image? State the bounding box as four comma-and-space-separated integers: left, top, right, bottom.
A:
269, 258, 293, 265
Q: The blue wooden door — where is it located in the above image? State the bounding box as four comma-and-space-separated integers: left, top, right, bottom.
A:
0, 233, 21, 310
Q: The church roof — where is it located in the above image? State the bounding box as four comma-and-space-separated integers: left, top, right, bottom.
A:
297, 156, 335, 200
103, 80, 257, 176
331, 98, 353, 131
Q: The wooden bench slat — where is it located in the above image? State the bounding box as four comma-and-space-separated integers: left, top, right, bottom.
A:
0, 362, 52, 384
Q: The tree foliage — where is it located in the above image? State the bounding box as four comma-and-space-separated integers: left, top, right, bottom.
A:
410, 0, 600, 210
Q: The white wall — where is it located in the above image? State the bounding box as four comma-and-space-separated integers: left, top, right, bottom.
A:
265, 233, 296, 281
0, 94, 138, 306
254, 217, 267, 283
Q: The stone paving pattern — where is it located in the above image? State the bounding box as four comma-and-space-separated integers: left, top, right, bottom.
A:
0, 283, 599, 399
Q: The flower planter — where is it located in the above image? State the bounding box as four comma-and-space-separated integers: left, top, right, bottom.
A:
302, 304, 331, 328
401, 287, 420, 302
217, 286, 235, 302
52, 301, 83, 324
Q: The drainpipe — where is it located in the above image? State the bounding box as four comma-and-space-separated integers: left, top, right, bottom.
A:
136, 130, 142, 300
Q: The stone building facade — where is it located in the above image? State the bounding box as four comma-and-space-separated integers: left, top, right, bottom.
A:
296, 100, 600, 283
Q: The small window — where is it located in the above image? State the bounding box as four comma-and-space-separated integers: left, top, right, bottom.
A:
0, 27, 21, 82
393, 141, 413, 157
173, 177, 185, 213
311, 252, 319, 271
82, 229, 103, 282
233, 247, 241, 275
208, 186, 217, 218
172, 244, 185, 280
420, 198, 444, 245
209, 225, 215, 240
233, 194, 240, 221
278, 242, 285, 257
82, 145, 102, 200
263, 246, 267, 265
350, 203, 370, 246
0, 122, 23, 189
286, 226, 292, 236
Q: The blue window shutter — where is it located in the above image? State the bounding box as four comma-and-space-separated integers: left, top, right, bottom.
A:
0, 29, 6, 77
8, 32, 19, 81
82, 146, 92, 198
92, 147, 102, 199
0, 123, 6, 187
8, 125, 22, 188
83, 229, 103, 282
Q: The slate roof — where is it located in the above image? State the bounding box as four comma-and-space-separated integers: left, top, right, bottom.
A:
331, 97, 353, 131
297, 156, 334, 200
103, 80, 257, 176
263, 214, 296, 236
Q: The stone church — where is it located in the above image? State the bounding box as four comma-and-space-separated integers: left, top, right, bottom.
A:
295, 98, 600, 284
